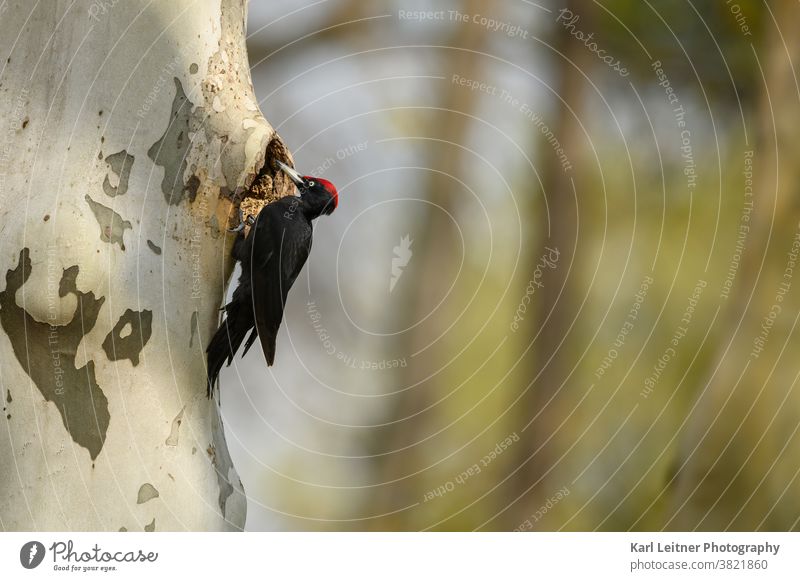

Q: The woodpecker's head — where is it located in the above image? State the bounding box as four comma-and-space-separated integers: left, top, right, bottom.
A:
276, 160, 338, 217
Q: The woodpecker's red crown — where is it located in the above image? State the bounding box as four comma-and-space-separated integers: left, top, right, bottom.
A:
276, 160, 338, 215
304, 176, 338, 210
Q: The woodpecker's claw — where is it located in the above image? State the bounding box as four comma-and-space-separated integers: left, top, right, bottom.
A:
229, 208, 246, 232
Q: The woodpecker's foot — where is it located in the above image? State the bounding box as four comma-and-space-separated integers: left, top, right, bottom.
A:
229, 208, 249, 232
228, 208, 245, 232
229, 208, 256, 233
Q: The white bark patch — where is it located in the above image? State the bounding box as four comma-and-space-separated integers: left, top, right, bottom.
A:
119, 322, 132, 338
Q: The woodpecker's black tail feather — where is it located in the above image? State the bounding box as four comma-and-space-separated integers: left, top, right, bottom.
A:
206, 301, 254, 396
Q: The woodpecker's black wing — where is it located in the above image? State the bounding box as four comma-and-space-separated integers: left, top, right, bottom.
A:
206, 230, 264, 395
247, 200, 312, 366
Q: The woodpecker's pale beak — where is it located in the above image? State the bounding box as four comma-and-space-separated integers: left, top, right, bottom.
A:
276, 160, 305, 189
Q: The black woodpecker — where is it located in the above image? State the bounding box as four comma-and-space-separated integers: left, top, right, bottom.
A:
206, 160, 338, 395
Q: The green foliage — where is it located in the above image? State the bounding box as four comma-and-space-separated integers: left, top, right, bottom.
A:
595, 0, 763, 106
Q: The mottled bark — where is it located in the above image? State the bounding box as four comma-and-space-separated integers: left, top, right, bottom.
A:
0, 0, 293, 531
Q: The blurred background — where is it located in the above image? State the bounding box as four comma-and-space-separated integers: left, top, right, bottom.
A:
220, 0, 800, 530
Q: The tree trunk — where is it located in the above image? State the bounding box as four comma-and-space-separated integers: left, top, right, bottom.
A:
365, 0, 491, 530
0, 0, 292, 531
504, 0, 590, 525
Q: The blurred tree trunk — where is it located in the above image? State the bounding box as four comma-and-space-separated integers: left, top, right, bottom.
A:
365, 0, 490, 530
0, 0, 294, 531
503, 0, 590, 528
670, 0, 800, 530
247, 0, 368, 61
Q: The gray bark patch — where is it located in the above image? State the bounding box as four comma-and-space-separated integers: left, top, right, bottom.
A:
102, 308, 152, 366
137, 483, 160, 504
186, 175, 200, 203
0, 249, 109, 460
206, 440, 233, 514
209, 215, 221, 239
144, 519, 156, 532
148, 78, 202, 205
210, 407, 244, 522
85, 194, 132, 250
165, 406, 185, 447
102, 150, 135, 197
189, 310, 199, 347
146, 240, 162, 255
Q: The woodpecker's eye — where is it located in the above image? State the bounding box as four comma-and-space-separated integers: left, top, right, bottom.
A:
308, 180, 316, 187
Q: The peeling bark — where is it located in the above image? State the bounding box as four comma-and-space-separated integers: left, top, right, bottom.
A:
102, 150, 135, 198
101, 308, 153, 366
0, 249, 109, 461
